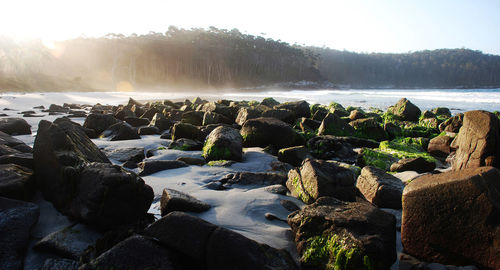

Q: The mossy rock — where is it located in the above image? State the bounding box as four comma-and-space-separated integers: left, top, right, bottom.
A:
358, 148, 397, 171
261, 97, 280, 107
350, 118, 388, 142
379, 139, 436, 163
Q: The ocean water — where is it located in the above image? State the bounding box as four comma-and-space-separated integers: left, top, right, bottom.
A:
1, 88, 499, 114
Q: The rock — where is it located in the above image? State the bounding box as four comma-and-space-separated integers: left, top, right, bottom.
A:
275, 100, 310, 118
317, 113, 354, 136
299, 117, 321, 132
350, 118, 388, 141
114, 107, 135, 121
202, 126, 242, 162
432, 107, 452, 117
439, 113, 463, 133
202, 111, 233, 126
48, 104, 69, 113
200, 102, 235, 120
0, 118, 31, 135
138, 126, 160, 135
0, 130, 30, 150
124, 116, 150, 127
349, 109, 365, 120
138, 160, 188, 176
261, 97, 280, 107
261, 109, 295, 124
398, 253, 479, 270
101, 122, 141, 141
384, 122, 402, 140
144, 211, 298, 270
34, 120, 153, 229
41, 258, 79, 270
421, 110, 436, 119
103, 147, 145, 163
356, 166, 404, 209
80, 235, 175, 270
181, 111, 204, 126
288, 197, 396, 270
219, 172, 287, 186
240, 117, 304, 149
160, 188, 210, 216
286, 158, 356, 203
388, 98, 421, 122
150, 113, 174, 132
140, 107, 161, 121
401, 166, 500, 269
280, 199, 301, 212
0, 197, 40, 270
428, 135, 453, 158
235, 107, 261, 126
176, 157, 206, 166
169, 138, 203, 151
451, 110, 500, 170
171, 122, 206, 142
390, 157, 436, 173
34, 223, 101, 260
277, 145, 311, 166
0, 164, 34, 201
0, 152, 34, 169
0, 143, 21, 156
264, 184, 288, 195
306, 136, 358, 162
83, 113, 120, 134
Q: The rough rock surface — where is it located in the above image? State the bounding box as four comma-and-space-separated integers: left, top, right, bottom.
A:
138, 160, 188, 176
277, 145, 311, 166
401, 166, 500, 269
83, 113, 119, 135
0, 117, 31, 135
202, 126, 243, 162
388, 98, 421, 122
171, 122, 206, 142
101, 122, 141, 141
219, 172, 287, 186
317, 113, 354, 136
390, 157, 436, 173
240, 117, 304, 149
356, 166, 404, 209
427, 135, 453, 158
160, 188, 210, 216
0, 163, 34, 201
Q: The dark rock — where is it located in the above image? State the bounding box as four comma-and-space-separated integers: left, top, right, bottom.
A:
80, 235, 175, 270
0, 152, 33, 169
350, 118, 388, 141
0, 117, 31, 135
262, 109, 296, 124
219, 172, 287, 186
101, 122, 141, 141
390, 157, 436, 173
398, 253, 479, 270
286, 158, 356, 203
181, 111, 204, 126
275, 100, 310, 118
33, 105, 45, 109
421, 110, 436, 119
317, 113, 354, 136
0, 130, 29, 149
176, 156, 206, 166
160, 132, 171, 139
261, 97, 280, 107
124, 116, 149, 127
0, 164, 34, 201
356, 166, 404, 209
122, 160, 138, 169
288, 197, 396, 270
432, 107, 452, 117
349, 109, 365, 120
34, 223, 101, 260
160, 188, 210, 216
0, 197, 40, 270
264, 184, 288, 195
83, 113, 120, 135
299, 117, 321, 132
202, 111, 233, 126
388, 98, 421, 122
427, 135, 453, 158
138, 160, 188, 176
150, 113, 174, 132
235, 107, 261, 126
439, 113, 463, 133
280, 199, 300, 212
171, 122, 206, 142
140, 107, 161, 121
138, 126, 160, 135
114, 107, 135, 121
127, 97, 143, 107
203, 126, 242, 162
0, 143, 20, 156
312, 108, 328, 121
48, 104, 69, 113
103, 147, 145, 163
240, 117, 304, 149
67, 110, 87, 118
401, 166, 500, 269
41, 258, 79, 270
278, 145, 311, 166
451, 110, 500, 170
23, 113, 45, 117
384, 122, 402, 140
306, 136, 358, 162
169, 138, 203, 151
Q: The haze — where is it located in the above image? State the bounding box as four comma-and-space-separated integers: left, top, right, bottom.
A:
2, 0, 500, 55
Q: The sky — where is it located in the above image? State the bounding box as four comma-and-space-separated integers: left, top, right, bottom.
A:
1, 0, 500, 54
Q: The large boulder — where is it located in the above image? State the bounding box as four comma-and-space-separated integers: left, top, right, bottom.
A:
261, 109, 295, 124
277, 146, 311, 166
144, 211, 298, 270
275, 100, 310, 118
240, 117, 304, 149
356, 166, 404, 209
33, 119, 153, 229
203, 126, 242, 162
0, 197, 40, 270
202, 111, 233, 126
160, 188, 210, 216
83, 113, 120, 135
388, 98, 421, 122
307, 136, 358, 163
0, 118, 31, 135
288, 197, 396, 270
390, 157, 436, 173
150, 113, 174, 132
317, 113, 354, 136
349, 118, 388, 142
101, 122, 141, 141
0, 131, 32, 152
181, 111, 204, 126
401, 166, 500, 269
439, 113, 463, 133
171, 122, 206, 142
235, 107, 261, 126
0, 163, 34, 201
427, 135, 453, 158
451, 110, 500, 170
286, 158, 356, 204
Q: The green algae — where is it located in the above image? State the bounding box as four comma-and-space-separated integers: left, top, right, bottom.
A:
202, 141, 231, 161
379, 140, 436, 163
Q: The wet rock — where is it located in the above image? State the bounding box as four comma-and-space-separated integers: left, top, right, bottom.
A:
235, 107, 261, 126
124, 116, 150, 127
101, 122, 141, 141
277, 145, 311, 166
203, 126, 242, 162
103, 147, 145, 163
350, 118, 388, 141
150, 113, 174, 132
176, 157, 206, 166
34, 223, 101, 260
432, 107, 452, 117
307, 135, 358, 162
384, 122, 402, 140
138, 126, 160, 135
41, 258, 79, 270
0, 152, 34, 169
401, 166, 500, 269
286, 158, 356, 203
280, 199, 301, 212
0, 130, 30, 150
275, 100, 310, 118
439, 113, 463, 133
288, 197, 396, 270
349, 109, 365, 120
138, 160, 188, 176
140, 107, 161, 121
219, 172, 287, 186
261, 97, 280, 107
0, 143, 21, 156
299, 117, 321, 132
80, 235, 175, 270
240, 117, 304, 149
169, 138, 203, 151
388, 98, 421, 122
428, 135, 453, 158
264, 184, 288, 195
181, 111, 204, 126
390, 157, 436, 173
451, 110, 500, 169
160, 188, 210, 216
114, 107, 135, 121
262, 109, 295, 124
0, 197, 40, 270
171, 122, 206, 142
202, 111, 233, 126
356, 166, 404, 209
83, 113, 120, 135
0, 117, 31, 135
0, 164, 34, 201
317, 113, 354, 136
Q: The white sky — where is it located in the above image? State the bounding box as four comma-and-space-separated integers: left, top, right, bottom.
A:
1, 0, 499, 54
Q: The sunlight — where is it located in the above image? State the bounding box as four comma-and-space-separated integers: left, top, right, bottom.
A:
116, 81, 134, 92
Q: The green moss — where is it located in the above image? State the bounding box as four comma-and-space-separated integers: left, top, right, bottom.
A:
382, 111, 401, 124
157, 146, 166, 150
248, 100, 260, 106
299, 130, 317, 141
172, 144, 193, 151
361, 148, 396, 171
207, 160, 230, 166
379, 140, 436, 163
291, 176, 313, 203
202, 142, 231, 161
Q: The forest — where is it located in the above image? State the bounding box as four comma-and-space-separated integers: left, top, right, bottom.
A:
1, 27, 500, 91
